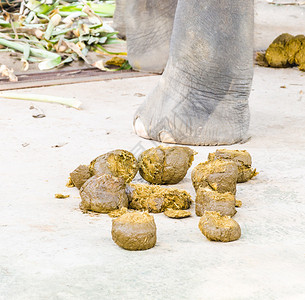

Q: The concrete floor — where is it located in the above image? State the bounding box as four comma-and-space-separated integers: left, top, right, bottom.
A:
1, 1, 305, 300
1, 66, 305, 300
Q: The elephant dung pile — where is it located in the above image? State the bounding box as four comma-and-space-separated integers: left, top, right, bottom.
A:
108, 207, 129, 218
164, 209, 191, 219
138, 146, 196, 184
191, 160, 238, 195
80, 174, 128, 213
111, 211, 157, 251
126, 183, 191, 213
70, 165, 91, 189
198, 211, 241, 243
68, 147, 257, 249
196, 188, 236, 217
89, 149, 138, 183
257, 33, 305, 71
207, 149, 257, 183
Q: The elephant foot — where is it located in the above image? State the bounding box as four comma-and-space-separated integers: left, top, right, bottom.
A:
133, 73, 250, 146
133, 0, 253, 146
134, 115, 250, 146
125, 0, 178, 73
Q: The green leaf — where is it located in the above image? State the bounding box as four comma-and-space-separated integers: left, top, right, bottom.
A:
38, 55, 62, 70
58, 2, 115, 17
118, 60, 132, 70
105, 38, 124, 45
98, 36, 107, 44
95, 44, 127, 55
0, 92, 82, 109
87, 36, 99, 45
0, 37, 62, 70
26, 0, 60, 15
23, 43, 30, 60
0, 20, 11, 28
87, 3, 115, 16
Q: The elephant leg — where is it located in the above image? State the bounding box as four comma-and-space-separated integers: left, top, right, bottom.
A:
125, 0, 178, 74
134, 0, 254, 145
113, 0, 126, 39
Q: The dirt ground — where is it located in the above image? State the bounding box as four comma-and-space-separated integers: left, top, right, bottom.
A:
0, 1, 305, 300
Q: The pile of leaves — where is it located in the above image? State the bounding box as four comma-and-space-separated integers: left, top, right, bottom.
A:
0, 0, 129, 73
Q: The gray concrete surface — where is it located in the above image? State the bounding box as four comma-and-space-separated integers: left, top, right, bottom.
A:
255, 0, 305, 49
1, 66, 305, 300
1, 1, 305, 300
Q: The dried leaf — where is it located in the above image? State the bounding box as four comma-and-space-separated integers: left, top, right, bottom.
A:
64, 40, 90, 64
81, 2, 103, 25
92, 59, 107, 71
29, 105, 46, 118
0, 64, 18, 82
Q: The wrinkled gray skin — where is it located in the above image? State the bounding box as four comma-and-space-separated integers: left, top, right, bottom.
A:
113, 0, 126, 39
114, 0, 178, 74
115, 0, 254, 146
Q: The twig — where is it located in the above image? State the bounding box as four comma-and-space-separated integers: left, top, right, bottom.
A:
268, 1, 305, 5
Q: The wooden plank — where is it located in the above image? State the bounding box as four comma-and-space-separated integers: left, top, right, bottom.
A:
0, 69, 156, 91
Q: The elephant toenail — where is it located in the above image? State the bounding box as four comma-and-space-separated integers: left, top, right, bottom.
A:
159, 131, 176, 144
134, 117, 150, 139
